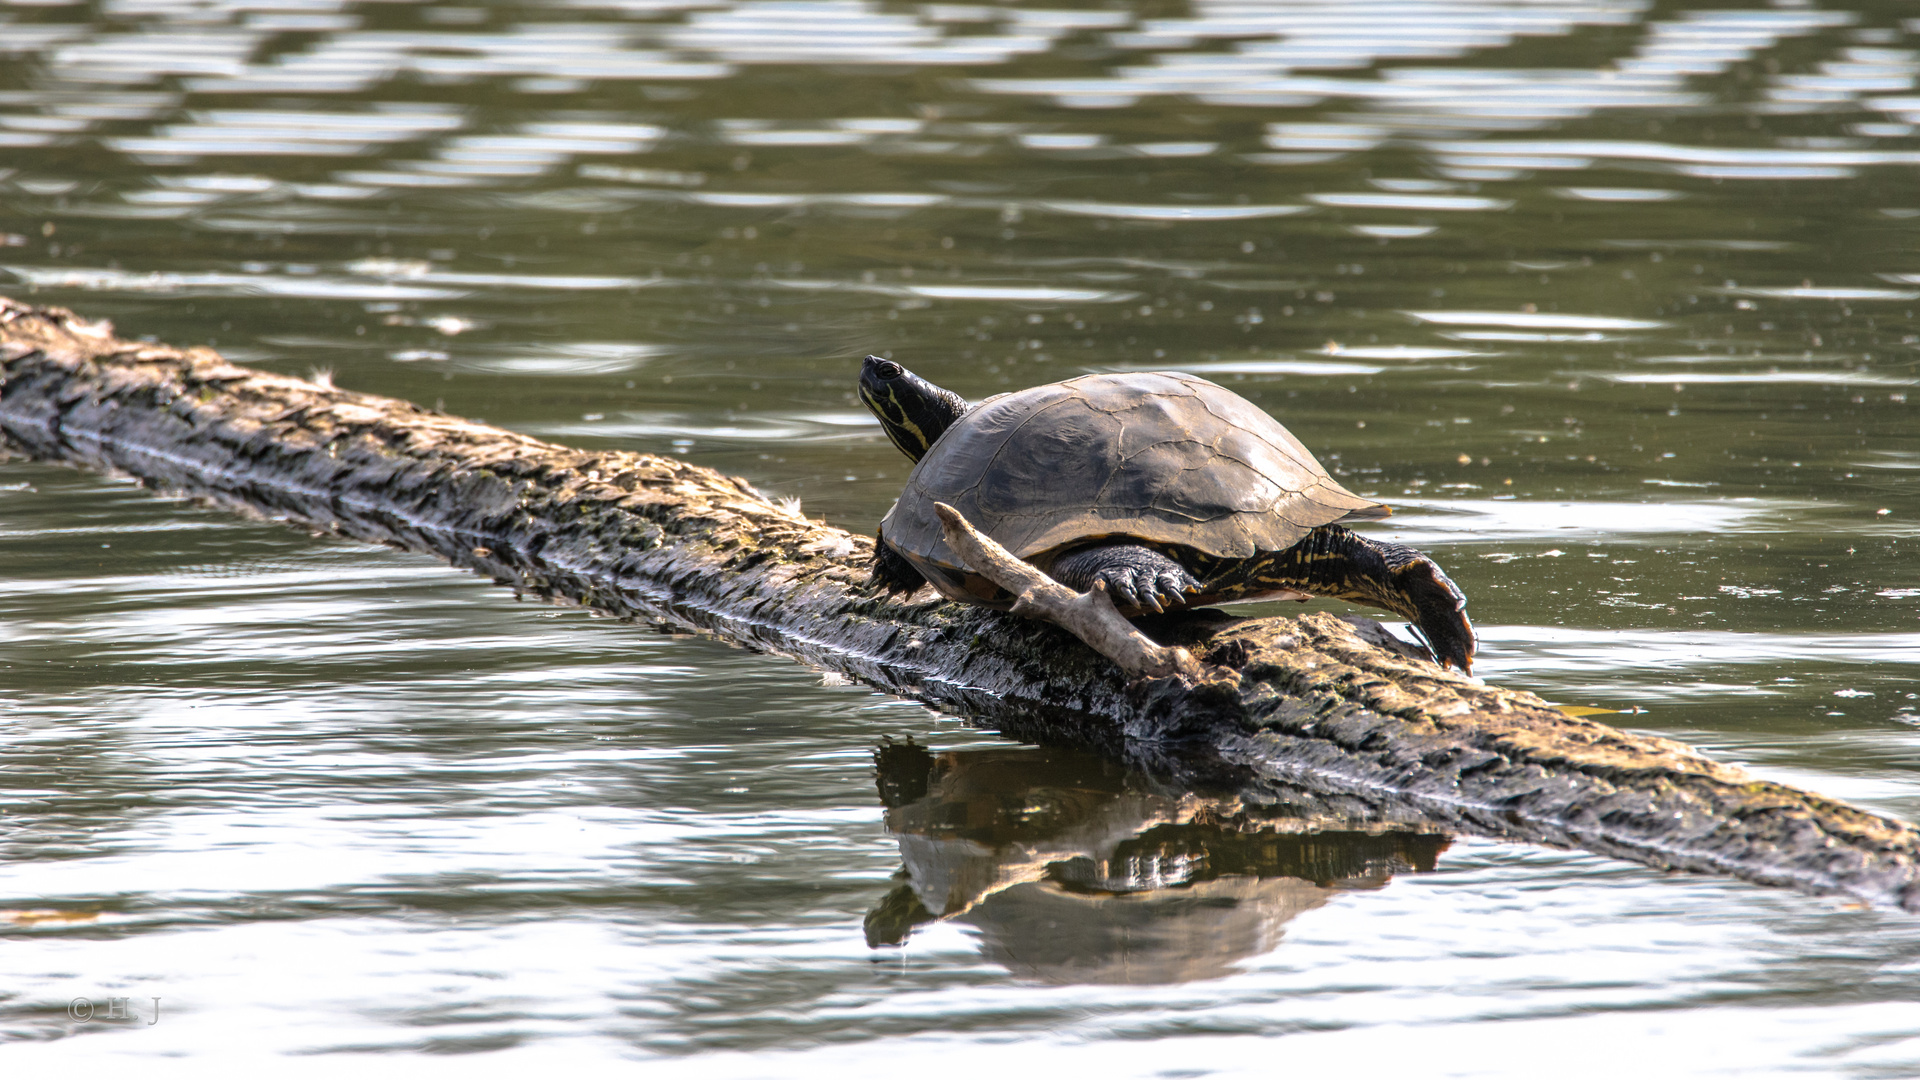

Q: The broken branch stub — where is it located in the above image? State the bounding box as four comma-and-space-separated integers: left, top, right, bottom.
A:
930, 501, 1203, 681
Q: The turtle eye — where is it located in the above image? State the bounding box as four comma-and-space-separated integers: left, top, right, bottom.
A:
874, 361, 903, 379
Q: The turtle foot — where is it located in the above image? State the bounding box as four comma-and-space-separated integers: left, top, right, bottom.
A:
1050, 544, 1200, 615
1396, 559, 1476, 674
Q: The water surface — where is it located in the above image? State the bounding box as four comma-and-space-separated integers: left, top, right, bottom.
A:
3, 0, 1919, 1073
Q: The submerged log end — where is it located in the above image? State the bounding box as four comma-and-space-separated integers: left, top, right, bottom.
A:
930, 501, 1203, 682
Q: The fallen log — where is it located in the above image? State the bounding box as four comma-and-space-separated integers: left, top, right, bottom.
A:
2, 295, 1916, 911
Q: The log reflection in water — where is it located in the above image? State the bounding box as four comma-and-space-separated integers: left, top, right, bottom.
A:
866, 740, 1451, 985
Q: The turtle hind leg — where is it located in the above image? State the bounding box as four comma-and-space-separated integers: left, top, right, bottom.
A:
1048, 543, 1200, 614
870, 531, 928, 597
1242, 526, 1477, 673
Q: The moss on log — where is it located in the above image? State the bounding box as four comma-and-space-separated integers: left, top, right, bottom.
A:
3, 295, 1917, 911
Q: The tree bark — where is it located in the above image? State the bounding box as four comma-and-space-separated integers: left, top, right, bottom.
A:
3, 295, 1916, 910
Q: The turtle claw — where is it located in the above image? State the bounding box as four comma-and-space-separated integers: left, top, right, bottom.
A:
1100, 564, 1197, 615
1051, 544, 1201, 616
1103, 571, 1145, 612
1158, 568, 1197, 607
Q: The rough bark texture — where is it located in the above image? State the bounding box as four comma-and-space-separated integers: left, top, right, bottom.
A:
3, 295, 1916, 911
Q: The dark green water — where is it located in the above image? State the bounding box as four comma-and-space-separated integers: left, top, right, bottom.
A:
3, 0, 1919, 1073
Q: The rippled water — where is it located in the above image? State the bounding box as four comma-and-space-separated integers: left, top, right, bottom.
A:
4, 0, 1920, 1073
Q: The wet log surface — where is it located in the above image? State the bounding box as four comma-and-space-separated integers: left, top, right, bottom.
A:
3, 295, 1917, 911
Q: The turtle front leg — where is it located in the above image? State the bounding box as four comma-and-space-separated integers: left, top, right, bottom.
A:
1048, 543, 1200, 614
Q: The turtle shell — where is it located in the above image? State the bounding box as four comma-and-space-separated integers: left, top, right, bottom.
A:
881, 371, 1386, 601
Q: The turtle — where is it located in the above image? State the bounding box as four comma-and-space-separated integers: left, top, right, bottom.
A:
857, 355, 1476, 672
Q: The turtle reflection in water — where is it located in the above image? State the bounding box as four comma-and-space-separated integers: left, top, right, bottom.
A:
857, 356, 1477, 671
865, 740, 1451, 985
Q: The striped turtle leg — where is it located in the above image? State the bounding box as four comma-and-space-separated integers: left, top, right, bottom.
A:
1205, 526, 1476, 672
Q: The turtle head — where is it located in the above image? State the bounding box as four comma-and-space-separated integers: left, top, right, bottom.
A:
859, 355, 970, 463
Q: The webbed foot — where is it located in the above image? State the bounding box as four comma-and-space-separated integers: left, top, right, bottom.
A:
1394, 557, 1476, 674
